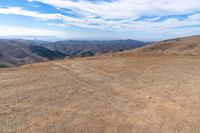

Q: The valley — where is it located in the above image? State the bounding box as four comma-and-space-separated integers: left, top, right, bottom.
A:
0, 39, 147, 67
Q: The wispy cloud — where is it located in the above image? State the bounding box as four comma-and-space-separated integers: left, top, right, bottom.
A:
0, 25, 66, 37
26, 0, 200, 31
28, 0, 200, 19
1, 6, 199, 31
0, 7, 81, 22
0, 0, 200, 40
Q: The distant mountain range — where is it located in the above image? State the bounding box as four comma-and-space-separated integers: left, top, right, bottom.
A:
0, 39, 148, 67
2, 35, 200, 68
40, 40, 147, 56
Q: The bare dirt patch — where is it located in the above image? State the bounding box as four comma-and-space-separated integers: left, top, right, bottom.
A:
0, 54, 200, 133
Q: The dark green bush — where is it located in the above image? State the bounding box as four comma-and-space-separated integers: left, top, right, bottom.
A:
0, 64, 7, 68
0, 52, 3, 58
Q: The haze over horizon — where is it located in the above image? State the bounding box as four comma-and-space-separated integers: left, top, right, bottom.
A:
0, 0, 200, 41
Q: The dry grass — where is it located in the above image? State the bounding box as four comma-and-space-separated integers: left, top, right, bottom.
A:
0, 53, 200, 133
132, 35, 200, 55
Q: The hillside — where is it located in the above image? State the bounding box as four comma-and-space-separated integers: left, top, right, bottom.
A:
0, 39, 47, 67
0, 39, 147, 67
132, 36, 200, 55
44, 40, 147, 56
1, 36, 200, 132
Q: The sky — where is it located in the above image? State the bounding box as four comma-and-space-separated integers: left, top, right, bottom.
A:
0, 0, 200, 41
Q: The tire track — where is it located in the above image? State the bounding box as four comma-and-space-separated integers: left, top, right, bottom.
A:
54, 63, 98, 91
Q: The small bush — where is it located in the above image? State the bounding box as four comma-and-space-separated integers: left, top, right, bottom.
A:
0, 64, 7, 68
0, 52, 3, 58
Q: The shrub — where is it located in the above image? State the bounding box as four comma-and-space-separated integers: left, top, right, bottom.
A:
0, 64, 7, 68
0, 52, 3, 58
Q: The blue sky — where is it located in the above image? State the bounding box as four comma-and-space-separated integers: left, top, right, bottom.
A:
0, 0, 200, 41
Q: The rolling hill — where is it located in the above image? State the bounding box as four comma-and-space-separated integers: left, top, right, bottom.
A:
132, 35, 200, 55
0, 39, 148, 67
0, 39, 47, 67
0, 35, 200, 132
43, 40, 147, 56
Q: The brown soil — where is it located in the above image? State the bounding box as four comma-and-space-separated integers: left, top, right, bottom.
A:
1, 53, 200, 133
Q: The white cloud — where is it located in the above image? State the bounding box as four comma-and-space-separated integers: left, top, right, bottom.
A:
28, 0, 200, 19
25, 0, 200, 31
0, 25, 66, 37
1, 0, 200, 40
0, 7, 81, 22
0, 5, 200, 32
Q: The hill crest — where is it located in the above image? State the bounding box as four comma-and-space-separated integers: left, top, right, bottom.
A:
132, 35, 200, 55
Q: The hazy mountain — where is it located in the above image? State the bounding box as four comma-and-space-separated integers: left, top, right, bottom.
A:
29, 46, 66, 60
41, 39, 147, 56
0, 39, 47, 67
2, 35, 200, 68
0, 39, 148, 67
